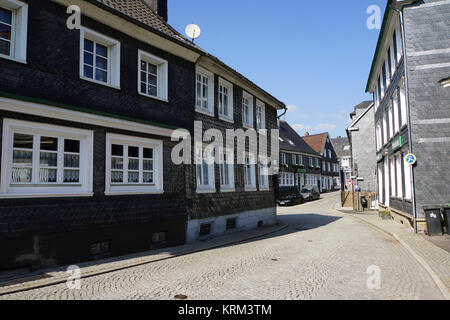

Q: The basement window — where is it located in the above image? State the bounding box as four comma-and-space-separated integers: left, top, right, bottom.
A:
90, 240, 111, 256
226, 218, 236, 230
152, 232, 167, 243
199, 223, 211, 237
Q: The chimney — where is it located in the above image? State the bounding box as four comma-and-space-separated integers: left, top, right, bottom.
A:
144, 0, 168, 22
305, 132, 310, 137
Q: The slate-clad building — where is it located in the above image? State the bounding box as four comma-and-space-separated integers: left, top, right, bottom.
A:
302, 132, 340, 193
278, 121, 321, 195
331, 136, 351, 190
365, 0, 450, 233
0, 0, 285, 271
346, 101, 377, 210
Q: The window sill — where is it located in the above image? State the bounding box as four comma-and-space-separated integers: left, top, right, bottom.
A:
0, 192, 93, 199
220, 187, 235, 193
219, 116, 234, 124
80, 76, 121, 90
138, 92, 169, 103
257, 129, 267, 135
245, 187, 257, 192
195, 108, 215, 117
243, 124, 254, 130
196, 188, 216, 194
0, 54, 27, 65
259, 187, 270, 191
105, 190, 164, 196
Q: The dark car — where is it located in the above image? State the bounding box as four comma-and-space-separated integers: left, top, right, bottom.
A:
301, 186, 320, 201
277, 192, 305, 206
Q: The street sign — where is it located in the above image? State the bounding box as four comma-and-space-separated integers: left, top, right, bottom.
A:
346, 179, 353, 186
405, 153, 417, 165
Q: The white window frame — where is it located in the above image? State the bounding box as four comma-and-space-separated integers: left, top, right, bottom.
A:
396, 154, 403, 198
80, 27, 121, 89
256, 99, 266, 131
0, 0, 27, 63
219, 147, 235, 192
292, 154, 297, 165
390, 157, 396, 197
105, 133, 163, 195
399, 82, 407, 127
382, 112, 388, 146
244, 153, 256, 191
258, 157, 269, 191
218, 77, 234, 122
393, 92, 400, 133
0, 119, 93, 198
280, 153, 286, 165
242, 91, 254, 128
195, 144, 215, 193
138, 50, 168, 102
395, 24, 403, 61
195, 66, 215, 116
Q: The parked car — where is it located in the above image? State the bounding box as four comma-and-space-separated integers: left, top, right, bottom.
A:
301, 186, 320, 201
277, 192, 305, 206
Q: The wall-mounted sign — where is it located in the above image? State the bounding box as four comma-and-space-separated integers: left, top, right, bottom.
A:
392, 136, 402, 151
405, 153, 417, 165
297, 169, 306, 173
376, 153, 384, 163
346, 179, 353, 186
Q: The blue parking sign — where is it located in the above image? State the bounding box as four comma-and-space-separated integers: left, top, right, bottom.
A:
405, 153, 417, 165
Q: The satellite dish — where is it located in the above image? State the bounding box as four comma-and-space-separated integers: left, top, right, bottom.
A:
185, 24, 201, 42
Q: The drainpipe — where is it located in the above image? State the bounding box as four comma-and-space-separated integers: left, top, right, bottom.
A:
277, 106, 288, 119
390, 4, 417, 233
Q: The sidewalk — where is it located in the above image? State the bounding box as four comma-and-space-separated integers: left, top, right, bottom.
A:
340, 208, 450, 300
0, 221, 288, 296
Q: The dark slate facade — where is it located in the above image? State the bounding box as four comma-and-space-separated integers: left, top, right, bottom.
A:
0, 0, 195, 270
0, 0, 285, 270
278, 120, 321, 197
185, 71, 282, 243
366, 0, 450, 234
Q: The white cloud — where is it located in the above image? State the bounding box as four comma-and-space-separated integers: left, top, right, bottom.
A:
286, 105, 297, 111
292, 124, 312, 135
315, 123, 337, 131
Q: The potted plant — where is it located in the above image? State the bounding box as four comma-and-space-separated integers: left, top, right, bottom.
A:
379, 211, 391, 220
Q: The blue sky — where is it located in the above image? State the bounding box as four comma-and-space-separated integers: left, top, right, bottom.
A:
169, 0, 385, 138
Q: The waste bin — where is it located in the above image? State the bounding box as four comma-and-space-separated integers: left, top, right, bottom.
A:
360, 196, 368, 209
424, 206, 443, 236
442, 204, 450, 235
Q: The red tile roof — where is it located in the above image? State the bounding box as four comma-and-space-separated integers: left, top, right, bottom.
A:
302, 133, 328, 154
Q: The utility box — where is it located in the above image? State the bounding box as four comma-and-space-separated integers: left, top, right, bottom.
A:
424, 206, 443, 236
442, 204, 450, 235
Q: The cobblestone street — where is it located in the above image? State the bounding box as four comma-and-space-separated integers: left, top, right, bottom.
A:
1, 192, 444, 300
